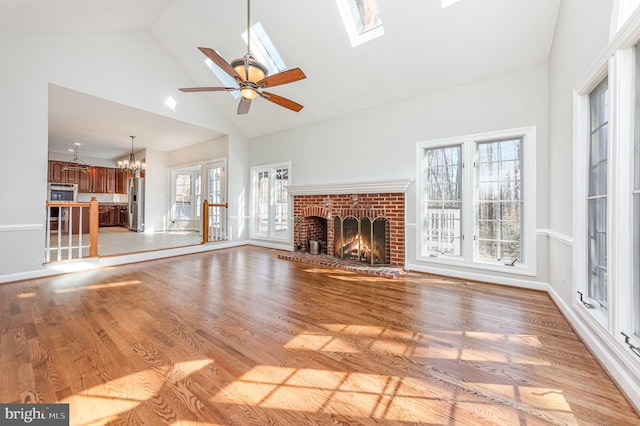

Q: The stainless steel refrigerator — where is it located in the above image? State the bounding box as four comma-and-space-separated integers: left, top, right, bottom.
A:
128, 177, 145, 232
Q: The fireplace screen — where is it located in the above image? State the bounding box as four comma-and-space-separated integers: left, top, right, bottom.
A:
334, 215, 389, 265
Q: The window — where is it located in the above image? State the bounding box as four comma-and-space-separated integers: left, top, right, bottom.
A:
171, 166, 201, 221
251, 162, 291, 241
476, 138, 523, 262
205, 22, 288, 99
588, 78, 609, 310
611, 0, 640, 37
574, 3, 640, 381
274, 168, 289, 233
416, 127, 536, 276
241, 22, 287, 77
335, 0, 384, 47
634, 44, 640, 336
422, 145, 462, 255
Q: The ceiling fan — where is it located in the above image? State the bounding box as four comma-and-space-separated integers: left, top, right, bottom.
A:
179, 0, 306, 115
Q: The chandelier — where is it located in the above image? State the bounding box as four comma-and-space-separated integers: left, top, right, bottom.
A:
63, 142, 89, 173
118, 136, 145, 173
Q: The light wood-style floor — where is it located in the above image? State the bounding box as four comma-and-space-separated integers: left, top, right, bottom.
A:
48, 227, 202, 260
1, 246, 638, 425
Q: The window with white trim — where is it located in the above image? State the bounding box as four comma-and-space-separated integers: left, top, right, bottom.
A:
416, 127, 536, 276
251, 162, 291, 241
574, 12, 640, 359
633, 43, 640, 338
171, 166, 201, 221
588, 78, 609, 311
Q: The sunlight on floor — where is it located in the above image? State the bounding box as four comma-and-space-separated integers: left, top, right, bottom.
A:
62, 359, 213, 425
54, 320, 574, 424
53, 280, 142, 294
209, 364, 576, 423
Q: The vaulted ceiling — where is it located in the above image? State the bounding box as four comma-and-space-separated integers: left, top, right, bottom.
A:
1, 0, 562, 159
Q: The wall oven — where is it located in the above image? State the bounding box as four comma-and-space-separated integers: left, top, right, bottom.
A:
47, 183, 78, 203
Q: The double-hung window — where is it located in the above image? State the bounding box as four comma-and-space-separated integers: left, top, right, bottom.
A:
417, 126, 536, 276
251, 162, 291, 241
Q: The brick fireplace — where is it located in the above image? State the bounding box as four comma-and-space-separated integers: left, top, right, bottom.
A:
288, 179, 412, 267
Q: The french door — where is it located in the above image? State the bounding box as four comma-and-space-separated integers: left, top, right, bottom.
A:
205, 160, 227, 241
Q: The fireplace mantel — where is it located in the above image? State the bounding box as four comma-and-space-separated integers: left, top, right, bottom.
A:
287, 178, 413, 196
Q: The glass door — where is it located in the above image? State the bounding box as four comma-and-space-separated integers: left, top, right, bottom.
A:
205, 160, 227, 241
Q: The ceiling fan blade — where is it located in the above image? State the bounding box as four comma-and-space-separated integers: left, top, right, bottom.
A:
237, 97, 251, 114
260, 92, 304, 112
179, 87, 237, 92
198, 47, 244, 82
257, 68, 306, 88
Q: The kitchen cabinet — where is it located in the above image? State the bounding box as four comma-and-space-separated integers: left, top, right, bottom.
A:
98, 204, 128, 227
48, 161, 79, 184
118, 205, 128, 227
92, 167, 107, 193
115, 169, 130, 194
106, 168, 116, 193
48, 162, 134, 195
78, 168, 91, 192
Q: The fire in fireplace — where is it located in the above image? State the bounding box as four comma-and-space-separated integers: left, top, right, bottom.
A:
333, 213, 390, 266
292, 191, 406, 267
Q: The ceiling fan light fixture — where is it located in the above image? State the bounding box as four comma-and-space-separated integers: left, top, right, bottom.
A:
240, 87, 259, 99
231, 55, 267, 83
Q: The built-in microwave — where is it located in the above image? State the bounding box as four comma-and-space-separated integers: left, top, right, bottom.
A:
47, 183, 78, 202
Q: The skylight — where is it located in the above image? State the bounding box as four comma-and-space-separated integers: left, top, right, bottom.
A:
204, 56, 240, 99
204, 22, 287, 99
335, 0, 384, 47
441, 0, 462, 8
241, 22, 287, 76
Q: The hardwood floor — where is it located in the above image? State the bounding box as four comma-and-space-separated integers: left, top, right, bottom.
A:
1, 246, 638, 425
47, 227, 202, 260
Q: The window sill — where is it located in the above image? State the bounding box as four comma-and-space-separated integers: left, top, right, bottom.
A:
416, 254, 536, 277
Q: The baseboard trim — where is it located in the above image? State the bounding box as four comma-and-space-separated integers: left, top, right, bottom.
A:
0, 224, 43, 232
547, 286, 640, 412
0, 240, 247, 284
405, 261, 548, 291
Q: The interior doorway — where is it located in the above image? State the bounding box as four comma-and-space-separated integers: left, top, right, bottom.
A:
205, 159, 227, 241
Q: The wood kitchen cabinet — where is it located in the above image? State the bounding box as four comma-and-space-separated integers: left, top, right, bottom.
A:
98, 204, 127, 227
105, 168, 116, 193
78, 167, 92, 192
115, 169, 132, 194
48, 162, 134, 194
48, 161, 80, 184
92, 167, 107, 193
118, 205, 128, 227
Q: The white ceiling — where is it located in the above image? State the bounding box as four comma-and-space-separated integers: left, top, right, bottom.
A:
2, 0, 562, 160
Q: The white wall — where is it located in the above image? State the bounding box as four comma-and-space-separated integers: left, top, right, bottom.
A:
250, 61, 550, 288
0, 30, 246, 279
144, 148, 169, 232
548, 0, 613, 303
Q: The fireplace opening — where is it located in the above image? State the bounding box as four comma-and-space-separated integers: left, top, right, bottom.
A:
333, 215, 390, 265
